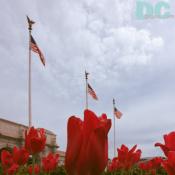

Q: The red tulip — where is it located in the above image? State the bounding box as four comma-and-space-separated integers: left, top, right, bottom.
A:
155, 131, 175, 157
42, 153, 59, 173
162, 151, 175, 175
25, 127, 46, 155
117, 144, 141, 170
108, 158, 121, 172
65, 109, 111, 175
139, 161, 152, 171
1, 150, 13, 170
139, 157, 163, 174
12, 146, 29, 165
1, 150, 19, 175
6, 163, 19, 175
151, 157, 163, 169
28, 164, 40, 175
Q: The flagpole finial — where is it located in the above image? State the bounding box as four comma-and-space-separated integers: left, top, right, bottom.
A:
26, 15, 35, 31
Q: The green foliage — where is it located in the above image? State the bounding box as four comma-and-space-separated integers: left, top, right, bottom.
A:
0, 163, 169, 175
103, 166, 168, 175
0, 163, 3, 175
50, 166, 67, 175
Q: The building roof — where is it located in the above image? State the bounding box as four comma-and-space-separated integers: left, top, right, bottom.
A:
0, 118, 56, 136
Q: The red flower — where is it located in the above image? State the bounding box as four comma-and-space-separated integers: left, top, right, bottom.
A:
151, 157, 163, 169
139, 161, 152, 171
117, 144, 141, 170
28, 164, 40, 175
162, 151, 175, 175
12, 146, 29, 165
6, 163, 19, 175
65, 109, 111, 175
1, 150, 19, 175
139, 157, 163, 174
155, 131, 175, 157
1, 150, 13, 170
42, 153, 59, 173
108, 158, 121, 172
25, 127, 46, 154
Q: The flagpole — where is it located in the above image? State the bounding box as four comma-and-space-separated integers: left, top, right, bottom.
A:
27, 17, 34, 128
85, 71, 89, 109
113, 98, 116, 157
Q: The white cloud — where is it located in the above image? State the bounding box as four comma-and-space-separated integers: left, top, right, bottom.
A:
102, 27, 164, 66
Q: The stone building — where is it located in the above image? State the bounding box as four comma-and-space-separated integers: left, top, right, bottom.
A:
57, 150, 66, 165
0, 118, 65, 164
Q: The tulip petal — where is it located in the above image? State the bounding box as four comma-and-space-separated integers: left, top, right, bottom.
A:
30, 137, 46, 154
81, 127, 107, 175
91, 127, 107, 172
155, 143, 169, 157
65, 116, 83, 175
129, 145, 137, 154
84, 109, 99, 139
99, 114, 111, 134
168, 151, 175, 167
164, 132, 175, 151
162, 160, 175, 175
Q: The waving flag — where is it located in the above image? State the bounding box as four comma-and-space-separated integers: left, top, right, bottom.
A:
114, 107, 122, 119
88, 83, 98, 100
30, 35, 45, 66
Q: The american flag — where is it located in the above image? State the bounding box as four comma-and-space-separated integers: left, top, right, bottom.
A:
30, 35, 45, 66
88, 83, 98, 100
114, 107, 122, 119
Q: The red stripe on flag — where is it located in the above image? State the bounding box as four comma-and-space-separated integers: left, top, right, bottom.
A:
114, 107, 122, 119
88, 83, 98, 100
30, 35, 45, 66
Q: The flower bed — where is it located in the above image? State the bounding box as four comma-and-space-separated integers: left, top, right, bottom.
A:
0, 109, 174, 175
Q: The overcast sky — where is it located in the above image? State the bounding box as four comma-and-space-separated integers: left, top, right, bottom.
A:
0, 0, 175, 158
